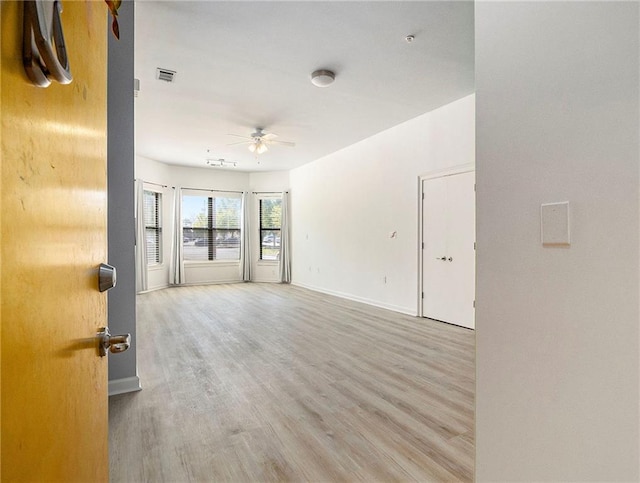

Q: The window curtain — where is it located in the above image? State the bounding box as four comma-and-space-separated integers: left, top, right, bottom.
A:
240, 191, 252, 281
279, 191, 291, 283
134, 179, 148, 293
169, 187, 185, 285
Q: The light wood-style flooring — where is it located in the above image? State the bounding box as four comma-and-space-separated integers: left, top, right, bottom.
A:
109, 283, 475, 482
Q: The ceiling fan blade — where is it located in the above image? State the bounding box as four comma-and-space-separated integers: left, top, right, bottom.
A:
262, 132, 278, 140
269, 140, 296, 147
227, 133, 252, 140
227, 140, 252, 146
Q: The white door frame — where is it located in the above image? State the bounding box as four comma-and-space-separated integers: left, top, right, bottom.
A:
418, 164, 475, 317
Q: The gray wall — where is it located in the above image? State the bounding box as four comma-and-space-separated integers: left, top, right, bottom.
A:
107, 0, 138, 390
475, 2, 639, 480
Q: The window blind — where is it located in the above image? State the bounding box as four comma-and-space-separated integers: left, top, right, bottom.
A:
259, 198, 282, 260
143, 190, 162, 264
182, 194, 241, 261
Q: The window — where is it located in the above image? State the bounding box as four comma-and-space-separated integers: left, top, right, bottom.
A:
182, 194, 241, 261
143, 190, 162, 265
260, 198, 282, 260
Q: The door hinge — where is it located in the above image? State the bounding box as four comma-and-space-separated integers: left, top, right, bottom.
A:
422, 192, 425, 200
422, 242, 424, 249
421, 292, 424, 299
474, 242, 476, 250
473, 300, 476, 308
474, 183, 476, 192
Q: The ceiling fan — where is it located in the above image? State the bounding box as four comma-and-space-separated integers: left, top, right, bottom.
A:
227, 128, 295, 154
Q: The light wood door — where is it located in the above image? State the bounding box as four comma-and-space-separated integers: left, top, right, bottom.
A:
422, 171, 476, 329
1, 2, 109, 481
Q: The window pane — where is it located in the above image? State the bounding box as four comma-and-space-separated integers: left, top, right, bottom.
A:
260, 198, 281, 229
183, 195, 241, 261
260, 198, 282, 260
183, 196, 208, 261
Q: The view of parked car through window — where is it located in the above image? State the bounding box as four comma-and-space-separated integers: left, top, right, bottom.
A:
182, 195, 241, 260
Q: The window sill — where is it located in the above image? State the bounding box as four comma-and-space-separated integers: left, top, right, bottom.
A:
257, 260, 279, 265
147, 264, 166, 271
184, 260, 240, 268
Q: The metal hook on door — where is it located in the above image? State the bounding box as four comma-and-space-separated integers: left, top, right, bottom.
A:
23, 0, 73, 88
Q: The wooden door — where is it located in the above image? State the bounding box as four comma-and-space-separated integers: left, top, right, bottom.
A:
1, 2, 109, 481
422, 170, 476, 329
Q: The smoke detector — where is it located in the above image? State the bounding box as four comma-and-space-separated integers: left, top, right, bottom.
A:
310, 69, 335, 88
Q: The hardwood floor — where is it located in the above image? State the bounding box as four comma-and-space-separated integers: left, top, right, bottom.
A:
109, 283, 475, 482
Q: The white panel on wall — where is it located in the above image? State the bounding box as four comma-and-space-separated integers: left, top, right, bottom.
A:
540, 201, 570, 246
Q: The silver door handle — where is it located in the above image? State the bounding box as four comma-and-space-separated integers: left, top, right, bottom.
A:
436, 257, 447, 261
97, 327, 131, 357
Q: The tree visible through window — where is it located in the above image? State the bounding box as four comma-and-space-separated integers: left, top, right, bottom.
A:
182, 195, 241, 261
260, 198, 282, 260
143, 190, 162, 264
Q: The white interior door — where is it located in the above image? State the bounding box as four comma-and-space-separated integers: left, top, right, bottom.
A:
422, 170, 475, 329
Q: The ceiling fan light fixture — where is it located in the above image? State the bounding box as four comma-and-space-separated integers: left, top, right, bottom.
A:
311, 69, 335, 88
256, 142, 268, 154
248, 140, 269, 154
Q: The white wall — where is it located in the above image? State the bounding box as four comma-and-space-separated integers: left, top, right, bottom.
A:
475, 2, 639, 480
290, 95, 474, 315
249, 171, 289, 192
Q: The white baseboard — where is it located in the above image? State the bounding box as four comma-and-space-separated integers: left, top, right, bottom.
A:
182, 279, 243, 286
138, 284, 169, 294
291, 281, 417, 316
108, 376, 142, 396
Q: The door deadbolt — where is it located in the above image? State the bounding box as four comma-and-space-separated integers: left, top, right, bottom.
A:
98, 263, 117, 292
97, 327, 131, 357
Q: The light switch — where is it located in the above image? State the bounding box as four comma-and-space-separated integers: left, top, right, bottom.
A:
541, 201, 570, 246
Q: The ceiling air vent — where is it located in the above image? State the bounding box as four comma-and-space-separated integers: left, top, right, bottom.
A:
156, 68, 176, 83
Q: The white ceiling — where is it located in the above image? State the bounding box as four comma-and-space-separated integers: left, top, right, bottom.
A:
134, 1, 475, 172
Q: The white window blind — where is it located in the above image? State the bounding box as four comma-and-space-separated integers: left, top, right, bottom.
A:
259, 197, 282, 260
143, 190, 162, 264
182, 194, 241, 261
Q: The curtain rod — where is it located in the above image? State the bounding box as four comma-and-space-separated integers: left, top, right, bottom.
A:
174, 187, 244, 194
141, 180, 168, 188
252, 191, 289, 194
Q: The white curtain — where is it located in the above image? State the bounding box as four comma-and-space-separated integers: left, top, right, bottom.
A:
135, 179, 148, 293
240, 191, 252, 281
169, 187, 185, 285
279, 191, 291, 283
